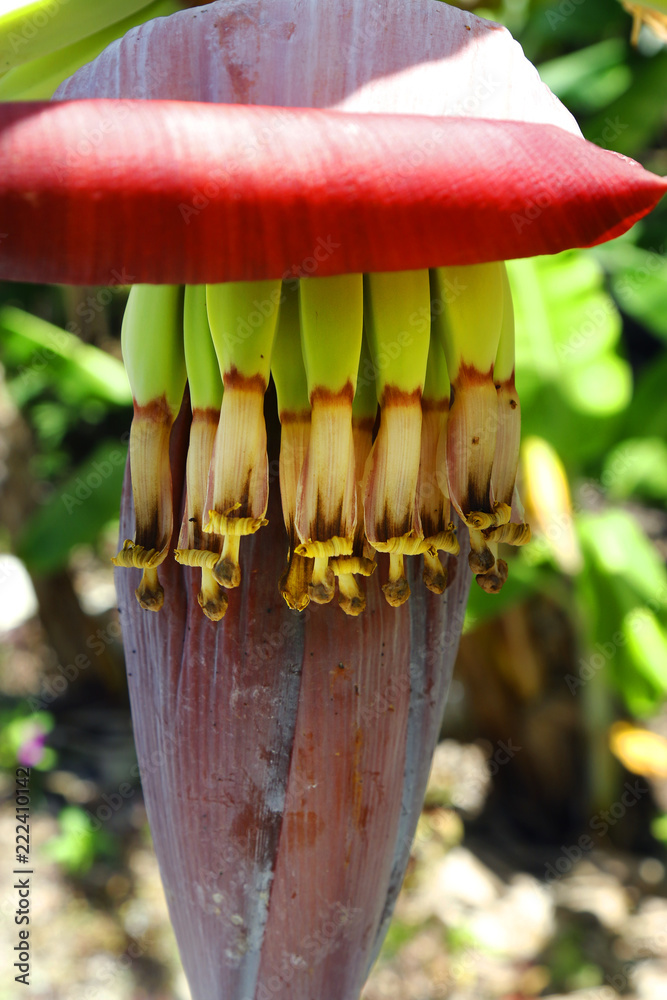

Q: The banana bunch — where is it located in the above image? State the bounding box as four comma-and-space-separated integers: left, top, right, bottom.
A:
204, 280, 281, 589
432, 262, 529, 591
112, 283, 186, 611
294, 274, 363, 605
112, 266, 531, 617
362, 270, 432, 607
173, 286, 227, 621
271, 280, 313, 611
329, 332, 378, 616
417, 326, 460, 594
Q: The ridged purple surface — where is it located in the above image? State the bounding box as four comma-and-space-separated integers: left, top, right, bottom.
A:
115, 407, 471, 999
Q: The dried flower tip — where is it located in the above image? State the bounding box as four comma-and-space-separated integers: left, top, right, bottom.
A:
383, 553, 411, 607
204, 280, 280, 588
330, 555, 377, 617
335, 572, 367, 617
476, 557, 509, 594
113, 540, 165, 611
198, 566, 229, 621
279, 553, 312, 612
422, 549, 447, 595
484, 521, 531, 546
309, 556, 336, 605
468, 530, 496, 575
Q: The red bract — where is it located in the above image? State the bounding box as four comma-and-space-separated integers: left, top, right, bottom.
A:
0, 100, 665, 286
1, 0, 665, 285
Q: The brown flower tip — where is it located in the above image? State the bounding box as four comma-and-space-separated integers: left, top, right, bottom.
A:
279, 553, 313, 612
422, 549, 448, 595
383, 554, 411, 607
113, 406, 177, 609
175, 408, 227, 616
112, 541, 165, 612
197, 566, 229, 621
476, 557, 509, 594
308, 557, 336, 605
336, 575, 367, 616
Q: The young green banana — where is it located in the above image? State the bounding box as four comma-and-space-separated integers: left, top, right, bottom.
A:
476, 264, 531, 592
204, 279, 281, 589
112, 283, 186, 611
362, 270, 431, 607
174, 285, 227, 621
431, 262, 509, 583
271, 279, 313, 612
418, 326, 459, 595
294, 274, 363, 605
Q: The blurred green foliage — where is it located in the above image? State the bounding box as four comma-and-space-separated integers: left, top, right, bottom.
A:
42, 804, 116, 874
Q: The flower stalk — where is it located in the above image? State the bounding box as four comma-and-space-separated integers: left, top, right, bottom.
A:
111, 283, 185, 611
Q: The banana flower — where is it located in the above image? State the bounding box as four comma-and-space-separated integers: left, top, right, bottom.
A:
0, 2, 665, 998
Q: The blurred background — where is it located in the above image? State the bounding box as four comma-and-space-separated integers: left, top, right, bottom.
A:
0, 0, 666, 997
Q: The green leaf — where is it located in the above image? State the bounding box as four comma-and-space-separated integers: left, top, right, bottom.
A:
583, 50, 667, 156
578, 509, 667, 610
17, 439, 127, 574
577, 511, 667, 714
509, 251, 630, 463
0, 0, 182, 100
0, 305, 131, 407
603, 437, 667, 501
538, 39, 631, 113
